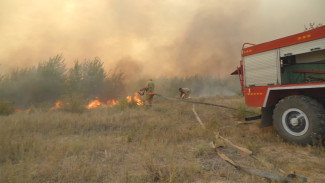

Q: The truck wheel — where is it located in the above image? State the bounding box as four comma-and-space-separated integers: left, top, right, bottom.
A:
273, 95, 325, 145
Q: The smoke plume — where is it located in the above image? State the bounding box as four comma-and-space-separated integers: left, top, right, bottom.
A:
0, 0, 324, 78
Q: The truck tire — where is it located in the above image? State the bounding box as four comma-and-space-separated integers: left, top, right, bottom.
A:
273, 95, 325, 145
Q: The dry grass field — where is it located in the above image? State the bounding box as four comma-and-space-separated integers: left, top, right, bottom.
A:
0, 96, 324, 182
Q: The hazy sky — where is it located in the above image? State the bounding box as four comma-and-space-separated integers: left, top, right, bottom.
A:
0, 0, 324, 78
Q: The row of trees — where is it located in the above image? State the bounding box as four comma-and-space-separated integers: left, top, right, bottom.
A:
0, 55, 241, 110
0, 55, 125, 108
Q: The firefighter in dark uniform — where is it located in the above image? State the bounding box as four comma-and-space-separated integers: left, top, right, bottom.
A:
179, 88, 191, 99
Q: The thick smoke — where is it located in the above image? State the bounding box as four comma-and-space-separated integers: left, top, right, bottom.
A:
157, 1, 258, 77
0, 0, 324, 77
114, 57, 143, 82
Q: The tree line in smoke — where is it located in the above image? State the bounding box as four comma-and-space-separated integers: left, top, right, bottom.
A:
0, 55, 240, 110
0, 55, 124, 108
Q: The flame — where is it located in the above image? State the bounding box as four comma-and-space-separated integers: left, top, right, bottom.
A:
50, 101, 62, 110
133, 92, 144, 106
107, 99, 119, 105
124, 93, 144, 106
87, 98, 120, 109
126, 96, 132, 103
87, 98, 106, 109
50, 92, 144, 110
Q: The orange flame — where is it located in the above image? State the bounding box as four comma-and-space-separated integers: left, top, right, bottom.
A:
133, 92, 144, 106
50, 101, 62, 110
126, 96, 132, 103
87, 98, 106, 109
107, 99, 119, 106
124, 93, 144, 106
50, 93, 144, 110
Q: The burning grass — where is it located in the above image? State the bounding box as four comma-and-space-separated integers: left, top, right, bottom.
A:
59, 92, 143, 110
0, 96, 324, 182
84, 92, 143, 109
10, 92, 144, 114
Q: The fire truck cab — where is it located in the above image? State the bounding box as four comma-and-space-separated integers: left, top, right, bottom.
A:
235, 25, 325, 145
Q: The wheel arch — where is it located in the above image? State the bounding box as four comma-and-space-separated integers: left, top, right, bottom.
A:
263, 85, 325, 108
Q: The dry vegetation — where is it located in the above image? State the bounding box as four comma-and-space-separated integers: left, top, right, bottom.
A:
0, 96, 324, 183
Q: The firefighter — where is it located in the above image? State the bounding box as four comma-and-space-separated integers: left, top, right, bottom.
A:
140, 79, 155, 107
179, 88, 191, 99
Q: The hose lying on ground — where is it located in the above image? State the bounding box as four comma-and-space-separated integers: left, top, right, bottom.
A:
154, 93, 260, 120
154, 94, 238, 110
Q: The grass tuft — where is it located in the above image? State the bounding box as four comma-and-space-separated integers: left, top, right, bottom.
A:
236, 103, 247, 119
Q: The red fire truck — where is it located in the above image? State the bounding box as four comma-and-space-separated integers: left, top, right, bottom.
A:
234, 25, 325, 145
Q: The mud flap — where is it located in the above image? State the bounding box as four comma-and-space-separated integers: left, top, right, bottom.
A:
245, 115, 261, 121
260, 107, 274, 128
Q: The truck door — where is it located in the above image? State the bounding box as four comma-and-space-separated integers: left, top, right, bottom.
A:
244, 49, 281, 87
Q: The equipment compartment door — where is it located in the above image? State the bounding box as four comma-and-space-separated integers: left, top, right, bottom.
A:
280, 38, 325, 57
244, 49, 280, 87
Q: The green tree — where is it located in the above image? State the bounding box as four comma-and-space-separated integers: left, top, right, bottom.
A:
0, 55, 66, 107
35, 55, 66, 104
80, 57, 106, 99
66, 61, 83, 94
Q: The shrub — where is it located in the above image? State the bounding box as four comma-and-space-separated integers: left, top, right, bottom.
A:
80, 58, 106, 99
116, 98, 128, 110
0, 100, 15, 115
62, 93, 86, 113
0, 55, 66, 107
36, 102, 52, 112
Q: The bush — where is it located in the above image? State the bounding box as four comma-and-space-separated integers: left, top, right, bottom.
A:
66, 58, 124, 101
0, 100, 15, 115
80, 58, 106, 99
62, 93, 86, 113
116, 98, 128, 110
36, 102, 52, 112
0, 55, 66, 108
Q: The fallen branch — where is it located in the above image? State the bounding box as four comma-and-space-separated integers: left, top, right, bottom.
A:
216, 134, 253, 155
210, 141, 307, 182
209, 142, 238, 167
192, 104, 206, 129
191, 101, 307, 182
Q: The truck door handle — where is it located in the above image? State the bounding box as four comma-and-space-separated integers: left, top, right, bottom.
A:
311, 47, 320, 51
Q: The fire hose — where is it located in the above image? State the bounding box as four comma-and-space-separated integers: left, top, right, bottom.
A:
154, 94, 261, 121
